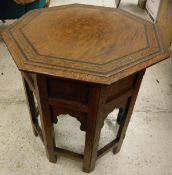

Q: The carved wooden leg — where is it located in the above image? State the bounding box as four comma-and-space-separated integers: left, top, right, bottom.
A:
35, 75, 57, 163
22, 77, 38, 136
83, 85, 106, 173
114, 70, 145, 154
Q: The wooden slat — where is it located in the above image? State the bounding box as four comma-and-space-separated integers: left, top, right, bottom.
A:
48, 97, 89, 113
97, 139, 118, 159
54, 147, 84, 160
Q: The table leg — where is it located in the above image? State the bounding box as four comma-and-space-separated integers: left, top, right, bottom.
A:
22, 77, 38, 136
116, 0, 121, 8
35, 75, 57, 163
117, 107, 125, 125
83, 85, 106, 173
114, 70, 145, 154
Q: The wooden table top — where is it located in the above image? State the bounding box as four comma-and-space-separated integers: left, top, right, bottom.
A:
2, 4, 169, 85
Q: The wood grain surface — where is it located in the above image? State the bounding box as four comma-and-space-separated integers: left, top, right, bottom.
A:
2, 4, 169, 84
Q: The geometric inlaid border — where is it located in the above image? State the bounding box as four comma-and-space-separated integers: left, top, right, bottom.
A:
6, 5, 163, 77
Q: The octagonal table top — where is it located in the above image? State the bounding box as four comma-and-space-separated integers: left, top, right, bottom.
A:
2, 4, 169, 85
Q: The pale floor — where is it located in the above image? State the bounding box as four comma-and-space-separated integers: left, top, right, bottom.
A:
0, 0, 172, 175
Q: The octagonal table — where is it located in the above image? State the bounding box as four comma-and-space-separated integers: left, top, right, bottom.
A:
2, 4, 169, 173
